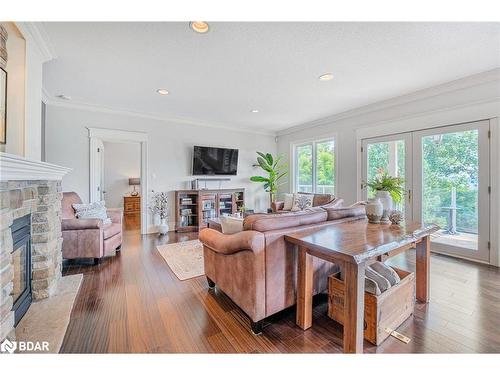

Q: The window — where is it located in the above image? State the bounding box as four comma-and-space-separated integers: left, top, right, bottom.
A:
294, 138, 335, 194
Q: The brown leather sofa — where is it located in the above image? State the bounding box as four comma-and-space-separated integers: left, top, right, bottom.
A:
271, 193, 336, 212
199, 203, 366, 334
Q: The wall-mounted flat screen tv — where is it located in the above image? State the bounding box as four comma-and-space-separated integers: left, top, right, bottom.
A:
192, 146, 239, 175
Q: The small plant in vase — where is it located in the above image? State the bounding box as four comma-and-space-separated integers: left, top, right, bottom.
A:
363, 169, 405, 224
149, 192, 169, 235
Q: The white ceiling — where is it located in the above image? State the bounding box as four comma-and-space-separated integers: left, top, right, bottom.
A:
42, 22, 500, 134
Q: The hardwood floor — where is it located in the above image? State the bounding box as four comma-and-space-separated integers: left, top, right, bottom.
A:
61, 229, 500, 353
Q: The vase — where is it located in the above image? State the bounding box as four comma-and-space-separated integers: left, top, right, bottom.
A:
158, 218, 169, 235
365, 198, 383, 224
376, 191, 393, 224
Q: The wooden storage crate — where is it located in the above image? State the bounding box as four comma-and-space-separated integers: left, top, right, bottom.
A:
328, 267, 415, 345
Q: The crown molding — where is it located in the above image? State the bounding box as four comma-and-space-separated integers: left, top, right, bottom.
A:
15, 22, 56, 62
277, 68, 500, 137
42, 91, 277, 137
0, 152, 72, 181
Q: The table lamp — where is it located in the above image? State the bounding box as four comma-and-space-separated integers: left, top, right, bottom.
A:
128, 177, 140, 196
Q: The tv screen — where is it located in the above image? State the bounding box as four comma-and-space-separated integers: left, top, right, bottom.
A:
192, 146, 239, 175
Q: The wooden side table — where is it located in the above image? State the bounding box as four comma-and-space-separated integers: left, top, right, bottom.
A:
124, 195, 141, 216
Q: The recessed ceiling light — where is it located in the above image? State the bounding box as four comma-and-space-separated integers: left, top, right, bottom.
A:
156, 89, 169, 95
319, 73, 334, 81
56, 94, 71, 100
250, 109, 259, 113
190, 21, 209, 34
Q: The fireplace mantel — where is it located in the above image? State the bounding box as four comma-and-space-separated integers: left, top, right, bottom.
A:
0, 152, 72, 181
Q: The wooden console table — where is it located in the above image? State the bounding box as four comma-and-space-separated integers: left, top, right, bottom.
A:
285, 220, 439, 354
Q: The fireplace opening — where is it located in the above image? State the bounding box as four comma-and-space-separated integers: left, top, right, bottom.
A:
11, 214, 32, 326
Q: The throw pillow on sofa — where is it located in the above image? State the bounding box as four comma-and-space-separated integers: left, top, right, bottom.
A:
291, 193, 314, 211
283, 193, 294, 211
72, 201, 111, 225
220, 216, 244, 234
323, 204, 366, 220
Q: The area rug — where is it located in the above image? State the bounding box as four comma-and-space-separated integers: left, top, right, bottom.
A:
15, 273, 83, 354
157, 240, 205, 281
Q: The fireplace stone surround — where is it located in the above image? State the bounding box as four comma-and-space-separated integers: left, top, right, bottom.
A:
0, 153, 71, 342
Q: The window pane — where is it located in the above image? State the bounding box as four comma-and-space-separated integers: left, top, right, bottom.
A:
315, 140, 335, 194
366, 140, 406, 211
296, 144, 313, 193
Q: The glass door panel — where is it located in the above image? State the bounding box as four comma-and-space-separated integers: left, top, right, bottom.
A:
296, 144, 313, 193
413, 121, 489, 262
362, 134, 412, 219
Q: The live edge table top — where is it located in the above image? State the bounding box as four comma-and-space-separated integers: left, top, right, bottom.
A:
285, 219, 440, 265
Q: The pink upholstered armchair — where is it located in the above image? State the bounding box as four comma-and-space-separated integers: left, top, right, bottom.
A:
61, 192, 123, 264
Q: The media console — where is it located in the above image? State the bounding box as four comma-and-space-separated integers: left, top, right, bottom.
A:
175, 188, 245, 232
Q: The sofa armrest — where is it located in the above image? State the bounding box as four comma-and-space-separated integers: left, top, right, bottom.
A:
62, 218, 102, 231
199, 228, 265, 255
107, 209, 123, 225
271, 201, 284, 212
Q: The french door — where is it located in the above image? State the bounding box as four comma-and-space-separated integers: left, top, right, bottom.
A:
362, 120, 490, 263
361, 133, 413, 219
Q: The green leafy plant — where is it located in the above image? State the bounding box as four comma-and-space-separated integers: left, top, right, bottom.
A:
250, 152, 288, 207
363, 169, 405, 203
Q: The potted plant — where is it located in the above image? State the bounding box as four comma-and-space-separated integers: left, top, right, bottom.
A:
363, 169, 405, 223
250, 152, 287, 209
149, 192, 169, 235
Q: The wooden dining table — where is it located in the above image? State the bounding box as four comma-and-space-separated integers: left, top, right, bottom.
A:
285, 219, 439, 353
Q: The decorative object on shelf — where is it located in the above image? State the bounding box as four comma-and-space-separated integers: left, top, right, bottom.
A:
363, 169, 405, 224
149, 191, 169, 235
376, 191, 393, 223
128, 177, 140, 196
389, 210, 404, 226
365, 198, 383, 224
250, 152, 287, 209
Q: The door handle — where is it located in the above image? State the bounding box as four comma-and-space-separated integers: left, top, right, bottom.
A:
408, 189, 411, 202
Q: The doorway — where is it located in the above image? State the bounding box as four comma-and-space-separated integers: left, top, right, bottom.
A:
88, 128, 149, 234
102, 141, 142, 231
361, 120, 491, 263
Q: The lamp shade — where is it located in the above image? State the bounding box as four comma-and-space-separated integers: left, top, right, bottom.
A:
128, 178, 140, 186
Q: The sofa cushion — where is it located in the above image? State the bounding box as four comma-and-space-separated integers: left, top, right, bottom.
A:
312, 193, 335, 206
291, 193, 314, 211
243, 210, 327, 232
324, 204, 366, 221
320, 198, 344, 209
103, 223, 121, 239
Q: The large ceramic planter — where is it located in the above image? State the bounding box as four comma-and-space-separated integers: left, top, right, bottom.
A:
366, 199, 383, 224
376, 191, 393, 224
158, 218, 169, 235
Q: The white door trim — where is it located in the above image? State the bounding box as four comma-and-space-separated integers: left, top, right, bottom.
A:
88, 127, 149, 234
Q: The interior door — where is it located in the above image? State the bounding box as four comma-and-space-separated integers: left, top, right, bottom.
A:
412, 120, 490, 262
361, 133, 413, 220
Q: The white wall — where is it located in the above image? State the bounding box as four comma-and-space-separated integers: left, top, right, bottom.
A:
102, 141, 141, 208
45, 104, 277, 230
277, 69, 500, 265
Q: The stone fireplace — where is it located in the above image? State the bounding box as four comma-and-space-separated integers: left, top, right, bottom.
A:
0, 153, 71, 342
